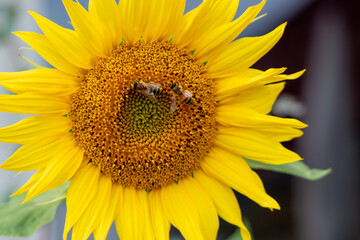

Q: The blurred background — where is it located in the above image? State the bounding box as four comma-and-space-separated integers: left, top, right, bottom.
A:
0, 0, 359, 239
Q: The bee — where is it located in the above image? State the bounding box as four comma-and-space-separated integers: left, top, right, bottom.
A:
170, 83, 194, 113
133, 78, 162, 102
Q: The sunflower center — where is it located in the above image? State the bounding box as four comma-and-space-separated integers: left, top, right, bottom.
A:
70, 41, 216, 190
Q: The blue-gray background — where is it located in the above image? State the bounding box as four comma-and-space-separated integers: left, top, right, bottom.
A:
0, 0, 358, 239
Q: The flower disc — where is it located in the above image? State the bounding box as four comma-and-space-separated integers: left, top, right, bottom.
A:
70, 41, 217, 189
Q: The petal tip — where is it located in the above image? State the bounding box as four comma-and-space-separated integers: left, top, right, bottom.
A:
10, 190, 22, 197
269, 200, 281, 210
258, 0, 267, 8
278, 22, 287, 32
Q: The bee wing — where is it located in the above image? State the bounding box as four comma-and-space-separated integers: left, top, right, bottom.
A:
141, 82, 150, 88
151, 83, 161, 88
148, 91, 155, 97
170, 94, 177, 113
147, 91, 158, 102
183, 90, 193, 98
142, 82, 161, 89
144, 88, 151, 95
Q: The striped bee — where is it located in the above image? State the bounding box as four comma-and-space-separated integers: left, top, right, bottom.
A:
170, 83, 194, 113
133, 78, 162, 101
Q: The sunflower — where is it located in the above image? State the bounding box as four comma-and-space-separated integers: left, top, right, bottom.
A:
0, 0, 306, 239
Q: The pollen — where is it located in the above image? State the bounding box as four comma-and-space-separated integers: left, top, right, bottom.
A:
70, 41, 216, 189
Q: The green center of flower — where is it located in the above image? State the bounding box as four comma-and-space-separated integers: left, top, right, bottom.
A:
70, 41, 216, 190
118, 90, 174, 144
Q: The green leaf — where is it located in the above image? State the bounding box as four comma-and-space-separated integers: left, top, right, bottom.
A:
227, 229, 244, 240
0, 182, 69, 237
245, 159, 331, 181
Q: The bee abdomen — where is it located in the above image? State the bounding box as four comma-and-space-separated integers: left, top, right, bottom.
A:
152, 87, 162, 96
183, 97, 194, 105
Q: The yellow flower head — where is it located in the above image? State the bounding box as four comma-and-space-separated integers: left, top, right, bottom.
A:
0, 0, 307, 239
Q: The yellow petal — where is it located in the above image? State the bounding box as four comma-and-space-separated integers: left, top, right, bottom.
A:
193, 0, 266, 61
139, 190, 155, 240
0, 68, 79, 96
216, 68, 305, 100
18, 53, 45, 69
142, 0, 186, 42
215, 68, 283, 95
172, 0, 213, 48
0, 93, 69, 115
63, 164, 100, 240
10, 168, 45, 197
195, 0, 240, 38
24, 135, 84, 202
216, 105, 307, 128
0, 116, 70, 144
13, 32, 81, 75
148, 190, 170, 240
72, 175, 112, 240
209, 23, 287, 78
215, 127, 302, 164
182, 176, 219, 240
195, 170, 251, 240
88, 0, 120, 45
201, 147, 280, 210
62, 0, 109, 57
117, 0, 149, 43
159, 0, 186, 41
161, 182, 205, 240
278, 69, 306, 80
93, 183, 123, 240
258, 126, 304, 142
219, 82, 285, 114
28, 11, 93, 69
115, 188, 145, 240
1, 135, 68, 171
